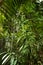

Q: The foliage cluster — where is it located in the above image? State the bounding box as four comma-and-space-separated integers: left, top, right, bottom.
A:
0, 0, 43, 65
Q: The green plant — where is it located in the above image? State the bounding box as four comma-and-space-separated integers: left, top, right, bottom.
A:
0, 0, 43, 65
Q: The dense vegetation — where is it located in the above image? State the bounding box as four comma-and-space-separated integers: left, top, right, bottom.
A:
0, 0, 43, 65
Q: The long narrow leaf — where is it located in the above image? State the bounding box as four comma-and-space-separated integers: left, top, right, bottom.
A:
2, 54, 8, 60
2, 54, 11, 65
14, 60, 17, 65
